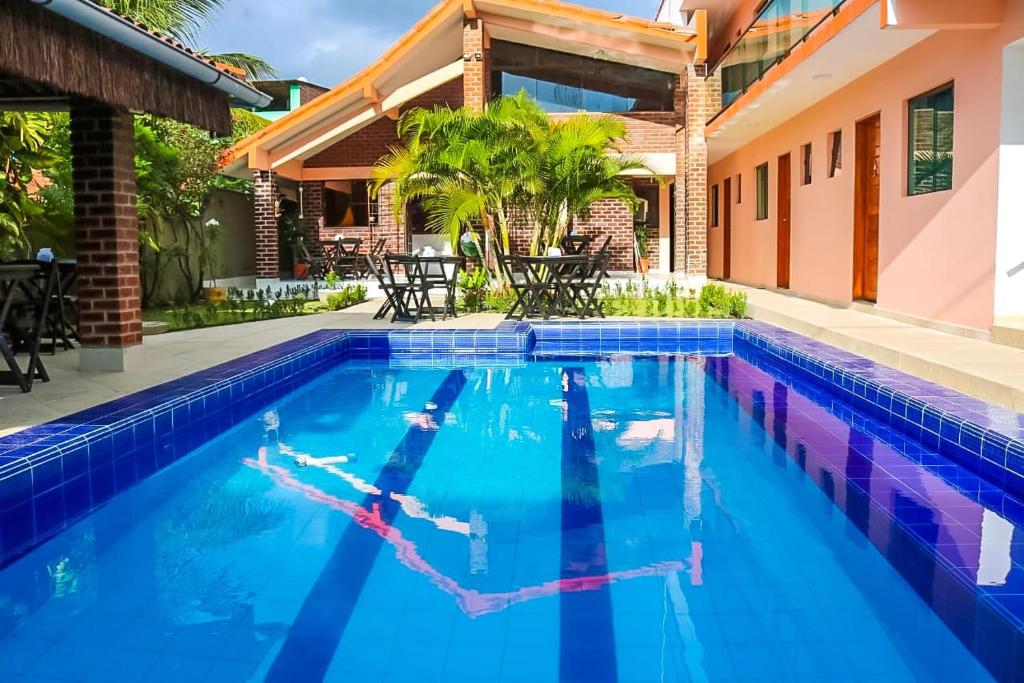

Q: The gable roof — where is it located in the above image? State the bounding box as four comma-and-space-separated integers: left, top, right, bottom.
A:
222, 0, 702, 177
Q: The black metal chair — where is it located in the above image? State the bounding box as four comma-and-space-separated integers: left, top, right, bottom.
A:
295, 237, 331, 280
0, 261, 53, 392
357, 237, 387, 279
411, 255, 465, 321
501, 255, 554, 320
594, 235, 614, 278
334, 238, 363, 279
562, 234, 593, 256
568, 252, 609, 319
374, 254, 420, 322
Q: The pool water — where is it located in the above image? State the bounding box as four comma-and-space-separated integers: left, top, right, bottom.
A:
0, 354, 999, 682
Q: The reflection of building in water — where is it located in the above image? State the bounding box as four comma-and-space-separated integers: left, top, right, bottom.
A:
469, 509, 489, 575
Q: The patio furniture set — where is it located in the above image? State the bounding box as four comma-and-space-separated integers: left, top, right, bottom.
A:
295, 237, 387, 281
0, 258, 78, 392
367, 235, 612, 323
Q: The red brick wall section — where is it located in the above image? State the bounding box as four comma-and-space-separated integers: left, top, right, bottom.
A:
70, 101, 142, 348
676, 65, 711, 277
305, 78, 465, 168
463, 18, 487, 112
297, 82, 328, 106
298, 181, 324, 244
573, 200, 637, 272
253, 170, 279, 278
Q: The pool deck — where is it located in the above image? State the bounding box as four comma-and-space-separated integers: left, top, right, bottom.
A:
737, 285, 1024, 412
5, 286, 1024, 436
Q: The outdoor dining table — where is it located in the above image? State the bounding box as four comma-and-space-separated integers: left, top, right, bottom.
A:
504, 254, 604, 320
373, 254, 465, 323
0, 262, 53, 392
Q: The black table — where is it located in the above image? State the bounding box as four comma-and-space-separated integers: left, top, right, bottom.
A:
504, 255, 602, 320
0, 263, 53, 392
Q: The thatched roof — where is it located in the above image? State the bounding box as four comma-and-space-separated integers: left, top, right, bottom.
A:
0, 1, 234, 134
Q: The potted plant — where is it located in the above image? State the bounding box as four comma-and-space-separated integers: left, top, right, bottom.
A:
201, 218, 228, 304
634, 222, 650, 274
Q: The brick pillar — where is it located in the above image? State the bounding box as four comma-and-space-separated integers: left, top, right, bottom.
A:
253, 170, 279, 281
298, 180, 324, 243
376, 182, 407, 254
463, 17, 487, 112
675, 64, 712, 279
70, 101, 142, 372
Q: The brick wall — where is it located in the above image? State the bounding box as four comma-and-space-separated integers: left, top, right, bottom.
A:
617, 113, 677, 154
463, 18, 487, 111
297, 82, 328, 106
305, 78, 464, 168
573, 200, 636, 271
676, 65, 712, 277
253, 170, 279, 278
298, 180, 323, 244
70, 101, 142, 349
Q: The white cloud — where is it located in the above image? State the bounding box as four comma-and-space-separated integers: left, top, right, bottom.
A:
197, 0, 649, 86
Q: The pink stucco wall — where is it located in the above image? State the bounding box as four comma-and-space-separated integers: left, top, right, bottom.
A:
707, 5, 1024, 330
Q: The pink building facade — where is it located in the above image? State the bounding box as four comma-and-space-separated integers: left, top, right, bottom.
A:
694, 0, 1024, 332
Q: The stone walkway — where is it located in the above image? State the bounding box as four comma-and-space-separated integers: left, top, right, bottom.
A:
7, 286, 1024, 436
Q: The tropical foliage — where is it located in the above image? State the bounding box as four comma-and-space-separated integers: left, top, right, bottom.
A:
372, 94, 648, 282
0, 114, 60, 257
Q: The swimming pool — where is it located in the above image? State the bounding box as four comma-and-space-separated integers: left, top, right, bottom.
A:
1, 322, 1023, 681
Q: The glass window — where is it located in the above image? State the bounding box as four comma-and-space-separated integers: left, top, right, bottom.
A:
711, 0, 845, 117
633, 180, 661, 228
324, 180, 377, 227
908, 83, 954, 195
801, 143, 812, 185
756, 163, 769, 220
828, 130, 842, 178
711, 184, 720, 227
489, 41, 676, 113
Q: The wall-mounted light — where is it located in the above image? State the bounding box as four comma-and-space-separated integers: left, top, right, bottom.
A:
474, 51, 483, 61
463, 52, 473, 62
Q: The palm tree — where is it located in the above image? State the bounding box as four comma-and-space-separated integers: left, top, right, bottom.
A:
99, 0, 275, 80
372, 93, 547, 283
372, 94, 650, 282
529, 114, 651, 254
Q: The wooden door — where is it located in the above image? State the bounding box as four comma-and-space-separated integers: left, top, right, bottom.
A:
777, 153, 792, 289
854, 114, 881, 302
723, 177, 732, 280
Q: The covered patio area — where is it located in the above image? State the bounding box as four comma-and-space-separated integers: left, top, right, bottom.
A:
0, 0, 268, 375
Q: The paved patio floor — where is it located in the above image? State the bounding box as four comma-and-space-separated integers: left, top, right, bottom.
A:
7, 284, 1024, 436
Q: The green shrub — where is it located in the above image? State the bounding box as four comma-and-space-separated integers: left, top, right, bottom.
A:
326, 284, 368, 311
484, 287, 517, 313
457, 268, 489, 313
600, 282, 745, 319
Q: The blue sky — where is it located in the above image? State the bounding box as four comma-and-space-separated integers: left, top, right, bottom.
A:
197, 0, 659, 87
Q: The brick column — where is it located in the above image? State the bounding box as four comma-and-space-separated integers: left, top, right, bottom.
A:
253, 170, 279, 281
463, 17, 487, 112
675, 64, 714, 280
376, 182, 407, 254
70, 101, 142, 372
298, 180, 324, 244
